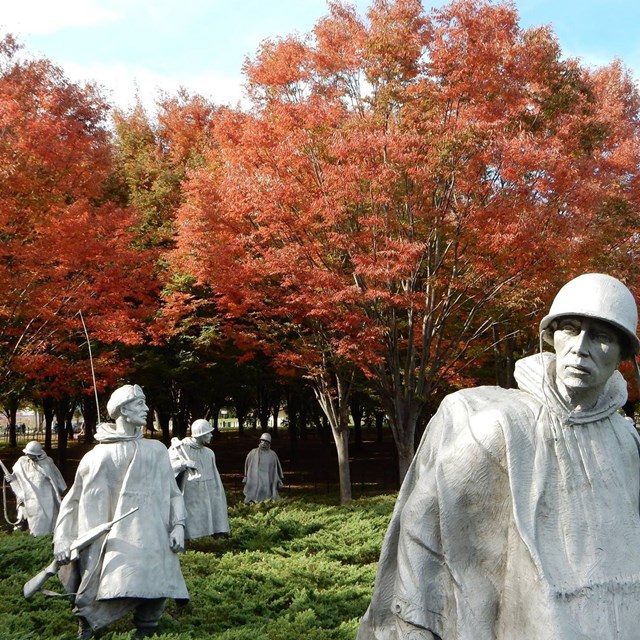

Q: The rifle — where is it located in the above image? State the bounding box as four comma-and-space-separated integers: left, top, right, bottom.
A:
23, 506, 139, 600
0, 458, 22, 527
171, 438, 200, 492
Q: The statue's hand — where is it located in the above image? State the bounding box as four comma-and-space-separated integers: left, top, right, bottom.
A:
53, 545, 72, 565
4, 473, 14, 483
169, 524, 185, 553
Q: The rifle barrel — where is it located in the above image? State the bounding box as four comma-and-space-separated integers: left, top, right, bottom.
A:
0, 458, 10, 476
70, 506, 139, 551
23, 506, 140, 600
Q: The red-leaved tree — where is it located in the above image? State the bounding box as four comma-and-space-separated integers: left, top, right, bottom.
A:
0, 35, 159, 450
166, 0, 640, 493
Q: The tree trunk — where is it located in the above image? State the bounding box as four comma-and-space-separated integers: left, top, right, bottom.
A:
6, 395, 18, 448
210, 407, 220, 433
42, 396, 54, 450
506, 333, 516, 389
395, 438, 414, 488
206, 400, 221, 434
145, 405, 156, 437
312, 366, 354, 504
271, 401, 280, 436
156, 408, 171, 446
299, 395, 308, 440
233, 390, 250, 436
171, 382, 189, 439
335, 427, 352, 504
54, 398, 72, 470
384, 399, 422, 485
323, 413, 332, 443
375, 372, 426, 484
80, 394, 97, 444
288, 410, 298, 464
349, 395, 364, 454
375, 410, 385, 443
256, 389, 270, 431
285, 387, 300, 463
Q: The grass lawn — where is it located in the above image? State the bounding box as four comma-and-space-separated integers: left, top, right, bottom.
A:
0, 491, 395, 640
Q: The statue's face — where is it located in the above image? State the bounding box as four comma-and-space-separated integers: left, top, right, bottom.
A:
259, 439, 270, 450
553, 316, 622, 395
200, 431, 212, 444
121, 396, 148, 426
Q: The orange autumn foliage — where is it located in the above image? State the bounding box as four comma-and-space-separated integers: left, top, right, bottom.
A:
167, 0, 640, 481
0, 35, 158, 399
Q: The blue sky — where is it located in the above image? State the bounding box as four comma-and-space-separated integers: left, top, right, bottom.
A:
1, 0, 639, 113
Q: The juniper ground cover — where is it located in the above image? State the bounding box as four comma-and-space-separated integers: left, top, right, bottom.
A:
0, 491, 395, 640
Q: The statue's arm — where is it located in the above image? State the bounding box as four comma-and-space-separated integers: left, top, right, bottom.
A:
168, 447, 186, 476
5, 459, 27, 503
390, 391, 508, 636
53, 463, 87, 563
275, 454, 284, 485
5, 473, 24, 504
243, 451, 253, 484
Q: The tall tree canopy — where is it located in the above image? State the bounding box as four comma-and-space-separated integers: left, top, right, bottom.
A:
111, 92, 224, 439
0, 34, 158, 427
167, 0, 640, 490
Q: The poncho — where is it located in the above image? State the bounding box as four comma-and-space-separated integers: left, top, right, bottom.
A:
243, 447, 284, 503
9, 454, 66, 535
357, 353, 640, 639
168, 437, 229, 539
54, 423, 189, 631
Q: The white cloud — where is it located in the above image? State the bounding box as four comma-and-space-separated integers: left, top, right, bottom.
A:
0, 0, 120, 35
563, 48, 640, 88
62, 61, 248, 114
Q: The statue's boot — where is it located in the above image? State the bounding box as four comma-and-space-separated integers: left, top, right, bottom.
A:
77, 617, 94, 640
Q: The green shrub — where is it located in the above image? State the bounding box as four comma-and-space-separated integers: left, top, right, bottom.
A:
0, 494, 396, 639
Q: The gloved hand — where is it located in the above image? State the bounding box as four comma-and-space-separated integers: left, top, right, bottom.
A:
169, 524, 185, 553
53, 543, 72, 565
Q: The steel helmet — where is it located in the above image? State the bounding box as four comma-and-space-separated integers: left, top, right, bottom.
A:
540, 273, 640, 356
23, 441, 44, 458
259, 432, 272, 443
191, 419, 213, 438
